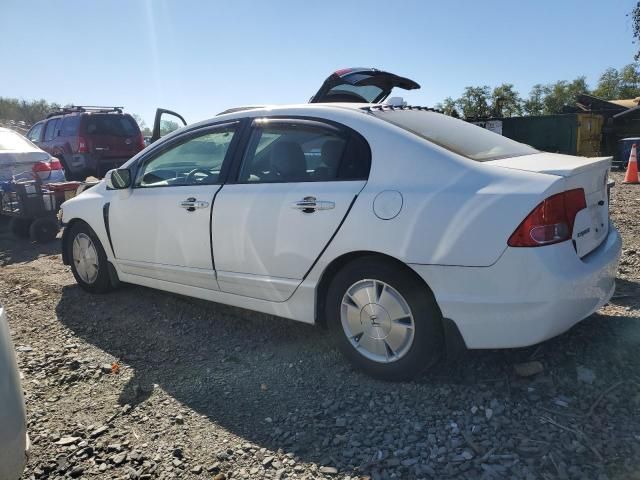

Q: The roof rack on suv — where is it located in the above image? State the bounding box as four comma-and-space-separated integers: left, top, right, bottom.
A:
46, 105, 124, 118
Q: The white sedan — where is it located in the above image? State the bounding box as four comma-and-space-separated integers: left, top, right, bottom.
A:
59, 80, 621, 379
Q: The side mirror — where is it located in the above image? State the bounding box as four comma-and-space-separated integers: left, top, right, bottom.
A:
105, 168, 132, 189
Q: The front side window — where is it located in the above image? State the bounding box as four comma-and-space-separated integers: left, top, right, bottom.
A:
44, 118, 60, 141
27, 123, 44, 142
136, 126, 237, 187
372, 110, 538, 162
237, 121, 370, 183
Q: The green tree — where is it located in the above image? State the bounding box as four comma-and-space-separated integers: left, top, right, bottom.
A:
491, 83, 523, 117
132, 113, 152, 136
593, 67, 621, 99
541, 77, 589, 114
618, 63, 640, 98
0, 97, 65, 126
434, 96, 460, 117
455, 86, 492, 118
523, 84, 545, 115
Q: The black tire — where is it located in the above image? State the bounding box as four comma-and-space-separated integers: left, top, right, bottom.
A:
65, 222, 113, 293
9, 217, 32, 238
326, 256, 444, 381
29, 217, 60, 243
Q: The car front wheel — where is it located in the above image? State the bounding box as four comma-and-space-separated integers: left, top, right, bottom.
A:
326, 256, 444, 380
66, 222, 113, 293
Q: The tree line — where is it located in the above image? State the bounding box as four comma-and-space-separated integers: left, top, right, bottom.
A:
435, 63, 640, 119
0, 98, 151, 135
0, 98, 62, 126
2, 63, 639, 127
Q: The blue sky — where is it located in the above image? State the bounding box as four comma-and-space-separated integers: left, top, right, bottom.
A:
1, 0, 637, 126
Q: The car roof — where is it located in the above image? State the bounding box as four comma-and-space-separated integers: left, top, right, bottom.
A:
212, 102, 373, 123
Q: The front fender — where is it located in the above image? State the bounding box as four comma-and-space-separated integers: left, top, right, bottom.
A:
60, 182, 115, 264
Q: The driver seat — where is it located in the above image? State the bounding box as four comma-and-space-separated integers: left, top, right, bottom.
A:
270, 141, 307, 182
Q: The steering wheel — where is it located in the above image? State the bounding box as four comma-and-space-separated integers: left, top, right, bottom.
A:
186, 168, 214, 184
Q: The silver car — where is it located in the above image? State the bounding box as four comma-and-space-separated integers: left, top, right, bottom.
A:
0, 127, 65, 183
0, 304, 29, 479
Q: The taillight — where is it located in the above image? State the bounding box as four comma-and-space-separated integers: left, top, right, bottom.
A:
32, 161, 51, 173
49, 158, 63, 170
32, 161, 52, 180
508, 188, 587, 247
137, 133, 145, 150
78, 136, 88, 153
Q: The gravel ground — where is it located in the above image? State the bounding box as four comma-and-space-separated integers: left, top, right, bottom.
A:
1, 170, 639, 480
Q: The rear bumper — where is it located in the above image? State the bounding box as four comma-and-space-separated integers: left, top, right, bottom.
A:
64, 154, 129, 179
410, 223, 622, 349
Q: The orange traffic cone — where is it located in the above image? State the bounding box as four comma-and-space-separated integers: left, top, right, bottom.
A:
623, 143, 639, 184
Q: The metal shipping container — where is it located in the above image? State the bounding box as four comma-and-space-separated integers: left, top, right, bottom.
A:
499, 113, 603, 157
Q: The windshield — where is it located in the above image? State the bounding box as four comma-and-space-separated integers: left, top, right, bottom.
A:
372, 110, 538, 161
0, 130, 37, 151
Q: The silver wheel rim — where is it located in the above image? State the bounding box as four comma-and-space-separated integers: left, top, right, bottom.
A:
72, 233, 99, 284
340, 279, 415, 363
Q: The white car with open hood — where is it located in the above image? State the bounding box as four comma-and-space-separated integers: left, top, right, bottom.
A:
59, 69, 621, 379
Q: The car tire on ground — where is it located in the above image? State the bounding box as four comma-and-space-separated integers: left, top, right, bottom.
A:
326, 256, 444, 381
29, 217, 60, 243
9, 217, 32, 238
66, 222, 113, 294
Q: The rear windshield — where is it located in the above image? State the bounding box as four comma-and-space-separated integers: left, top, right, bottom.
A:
327, 76, 384, 103
371, 110, 538, 161
0, 130, 35, 151
83, 114, 139, 137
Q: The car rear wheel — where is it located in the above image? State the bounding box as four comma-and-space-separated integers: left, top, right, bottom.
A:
326, 256, 444, 380
9, 217, 32, 238
29, 217, 60, 243
66, 222, 113, 293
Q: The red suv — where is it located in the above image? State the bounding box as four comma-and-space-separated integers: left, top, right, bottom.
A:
26, 106, 144, 180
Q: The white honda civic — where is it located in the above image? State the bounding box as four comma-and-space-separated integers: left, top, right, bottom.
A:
59, 69, 621, 379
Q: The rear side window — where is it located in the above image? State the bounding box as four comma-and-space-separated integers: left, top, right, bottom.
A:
237, 120, 370, 183
372, 110, 538, 162
44, 118, 60, 141
60, 115, 80, 136
27, 123, 44, 142
83, 114, 139, 137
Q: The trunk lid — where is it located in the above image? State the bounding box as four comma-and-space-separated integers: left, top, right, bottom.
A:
489, 152, 611, 258
0, 151, 51, 182
310, 68, 420, 104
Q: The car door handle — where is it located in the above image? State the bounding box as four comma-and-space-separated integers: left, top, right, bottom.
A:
179, 198, 209, 212
291, 196, 335, 213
